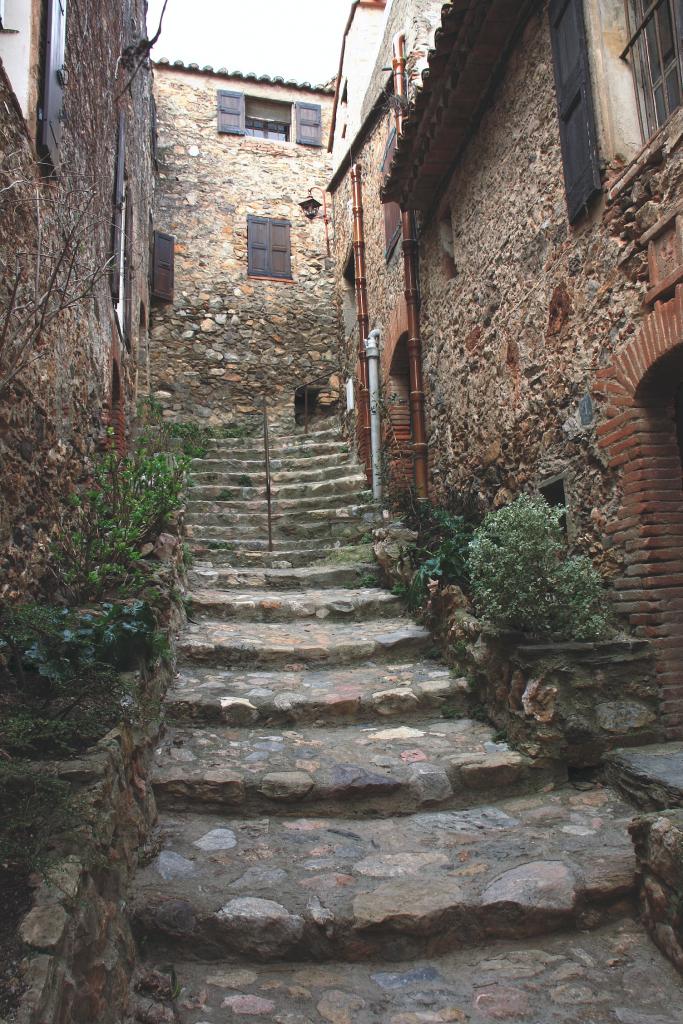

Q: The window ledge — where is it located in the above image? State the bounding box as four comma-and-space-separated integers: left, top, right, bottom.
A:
247, 274, 295, 283
606, 106, 683, 202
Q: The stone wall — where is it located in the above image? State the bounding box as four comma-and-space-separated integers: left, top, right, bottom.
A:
149, 67, 338, 427
629, 810, 683, 974
0, 0, 155, 600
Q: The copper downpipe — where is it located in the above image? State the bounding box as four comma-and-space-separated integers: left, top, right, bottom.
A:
392, 33, 429, 498
350, 162, 372, 476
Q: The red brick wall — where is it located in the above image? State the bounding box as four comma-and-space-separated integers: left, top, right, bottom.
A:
597, 286, 683, 738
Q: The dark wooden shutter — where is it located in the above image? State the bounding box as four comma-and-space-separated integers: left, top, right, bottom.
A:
295, 102, 323, 146
111, 112, 126, 302
217, 90, 245, 134
382, 127, 402, 256
42, 0, 67, 169
247, 216, 270, 276
270, 219, 292, 278
151, 231, 175, 302
248, 216, 292, 278
548, 0, 602, 223
123, 188, 134, 350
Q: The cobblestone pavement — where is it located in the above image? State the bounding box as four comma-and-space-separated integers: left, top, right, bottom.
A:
128, 425, 683, 1023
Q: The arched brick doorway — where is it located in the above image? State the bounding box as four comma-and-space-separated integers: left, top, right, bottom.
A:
597, 286, 683, 738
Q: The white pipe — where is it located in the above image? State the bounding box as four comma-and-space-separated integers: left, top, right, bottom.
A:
365, 329, 382, 503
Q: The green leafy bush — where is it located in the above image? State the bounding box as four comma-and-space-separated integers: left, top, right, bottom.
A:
405, 504, 473, 611
52, 440, 188, 601
0, 601, 165, 756
468, 495, 609, 641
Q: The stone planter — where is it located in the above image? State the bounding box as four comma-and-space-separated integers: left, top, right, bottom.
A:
469, 628, 662, 768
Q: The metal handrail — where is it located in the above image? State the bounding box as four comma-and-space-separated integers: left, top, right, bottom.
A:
296, 367, 341, 434
262, 395, 273, 552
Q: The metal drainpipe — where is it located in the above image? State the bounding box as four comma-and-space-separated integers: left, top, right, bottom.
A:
392, 32, 429, 498
350, 162, 372, 479
365, 329, 383, 503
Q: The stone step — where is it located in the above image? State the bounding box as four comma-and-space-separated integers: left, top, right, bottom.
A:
189, 473, 368, 501
190, 451, 359, 475
189, 461, 362, 485
187, 562, 380, 592
271, 463, 366, 485
187, 586, 401, 623
184, 504, 376, 529
603, 741, 683, 810
133, 919, 683, 1023
152, 718, 561, 816
205, 439, 349, 459
185, 489, 374, 513
177, 617, 433, 669
130, 784, 636, 963
187, 542, 375, 568
185, 518, 372, 545
167, 661, 466, 725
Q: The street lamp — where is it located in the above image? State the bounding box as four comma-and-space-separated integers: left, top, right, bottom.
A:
298, 186, 330, 256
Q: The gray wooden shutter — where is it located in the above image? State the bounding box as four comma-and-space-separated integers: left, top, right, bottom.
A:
42, 0, 67, 169
247, 216, 270, 276
549, 0, 602, 223
151, 231, 175, 302
217, 90, 245, 134
111, 112, 126, 302
295, 102, 323, 146
270, 219, 292, 278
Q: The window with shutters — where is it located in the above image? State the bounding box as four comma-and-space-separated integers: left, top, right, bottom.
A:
381, 126, 402, 259
247, 215, 292, 280
217, 90, 322, 147
151, 231, 175, 302
549, 0, 602, 223
622, 0, 683, 140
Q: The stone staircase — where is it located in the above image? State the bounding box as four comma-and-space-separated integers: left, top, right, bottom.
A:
128, 424, 683, 1023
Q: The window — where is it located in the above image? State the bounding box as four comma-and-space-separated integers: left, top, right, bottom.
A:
217, 90, 322, 146
623, 0, 683, 139
381, 126, 402, 259
151, 231, 175, 302
247, 215, 292, 279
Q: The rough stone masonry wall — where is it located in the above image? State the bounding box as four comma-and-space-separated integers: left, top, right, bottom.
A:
150, 69, 337, 426
418, 7, 683, 582
0, 0, 155, 600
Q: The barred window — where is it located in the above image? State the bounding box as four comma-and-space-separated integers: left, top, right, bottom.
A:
622, 0, 683, 140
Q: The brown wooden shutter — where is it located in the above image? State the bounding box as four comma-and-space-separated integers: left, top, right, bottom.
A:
548, 0, 602, 223
42, 0, 67, 169
123, 187, 134, 350
111, 112, 126, 302
151, 231, 175, 302
382, 127, 402, 257
248, 216, 292, 278
217, 90, 245, 134
270, 219, 292, 278
295, 102, 323, 146
247, 216, 270, 276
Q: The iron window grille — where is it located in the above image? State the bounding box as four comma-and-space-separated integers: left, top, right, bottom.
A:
622, 0, 683, 140
244, 116, 290, 141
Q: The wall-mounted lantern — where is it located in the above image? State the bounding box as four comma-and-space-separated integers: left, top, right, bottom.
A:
298, 186, 330, 256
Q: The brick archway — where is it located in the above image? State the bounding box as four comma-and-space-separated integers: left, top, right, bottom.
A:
596, 286, 683, 738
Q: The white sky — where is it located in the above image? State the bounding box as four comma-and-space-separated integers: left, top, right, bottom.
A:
146, 0, 352, 85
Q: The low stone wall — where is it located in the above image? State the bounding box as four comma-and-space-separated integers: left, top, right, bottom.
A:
468, 632, 661, 768
629, 810, 683, 974
14, 657, 174, 1024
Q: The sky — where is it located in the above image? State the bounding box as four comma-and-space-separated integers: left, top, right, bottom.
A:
146, 0, 353, 85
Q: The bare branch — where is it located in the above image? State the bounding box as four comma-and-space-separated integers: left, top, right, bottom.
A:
116, 0, 169, 99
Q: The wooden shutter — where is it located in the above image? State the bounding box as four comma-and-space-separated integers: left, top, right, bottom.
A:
270, 219, 292, 278
548, 0, 602, 223
111, 112, 126, 302
247, 216, 292, 278
247, 216, 270, 276
295, 102, 323, 146
382, 127, 402, 256
42, 0, 67, 169
151, 231, 175, 302
123, 188, 134, 350
217, 90, 245, 134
